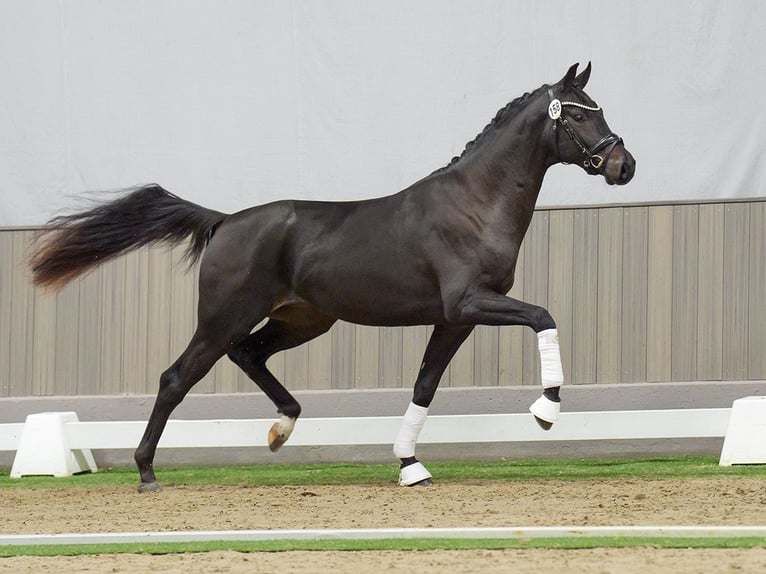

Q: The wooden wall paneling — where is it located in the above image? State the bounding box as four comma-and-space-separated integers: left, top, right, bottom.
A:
0, 233, 14, 396
596, 207, 624, 383
75, 263, 102, 396
695, 204, 724, 380
99, 257, 126, 394
671, 205, 699, 381
54, 280, 80, 394
122, 249, 152, 393
571, 209, 599, 384
473, 325, 499, 387
620, 207, 648, 383
449, 327, 476, 388
521, 212, 549, 386
645, 206, 673, 381
30, 262, 57, 396
144, 248, 172, 394
354, 325, 380, 389
722, 203, 750, 380
332, 321, 356, 389
548, 210, 574, 386
8, 231, 35, 396
499, 233, 525, 386
307, 328, 334, 390
378, 326, 403, 388
748, 202, 766, 379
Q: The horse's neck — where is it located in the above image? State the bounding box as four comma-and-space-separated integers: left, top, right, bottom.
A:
450, 110, 552, 243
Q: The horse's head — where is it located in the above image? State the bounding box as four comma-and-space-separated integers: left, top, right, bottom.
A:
547, 63, 635, 185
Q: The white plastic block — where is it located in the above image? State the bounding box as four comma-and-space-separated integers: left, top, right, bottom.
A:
719, 396, 766, 466
10, 412, 97, 478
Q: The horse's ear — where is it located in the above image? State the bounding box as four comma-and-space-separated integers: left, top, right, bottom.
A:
561, 63, 579, 91
574, 61, 591, 88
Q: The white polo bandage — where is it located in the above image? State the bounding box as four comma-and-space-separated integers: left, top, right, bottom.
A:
393, 402, 428, 459
538, 328, 564, 388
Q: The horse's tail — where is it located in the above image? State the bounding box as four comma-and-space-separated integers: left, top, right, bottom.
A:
29, 184, 227, 291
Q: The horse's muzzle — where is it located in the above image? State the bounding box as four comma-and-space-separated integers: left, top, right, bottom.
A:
604, 146, 635, 185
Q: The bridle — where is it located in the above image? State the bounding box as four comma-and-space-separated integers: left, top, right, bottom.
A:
547, 87, 622, 173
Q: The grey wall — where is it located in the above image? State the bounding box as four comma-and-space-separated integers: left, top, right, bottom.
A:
2, 1, 766, 227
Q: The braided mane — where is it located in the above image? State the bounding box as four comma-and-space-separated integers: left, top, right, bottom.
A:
431, 84, 549, 176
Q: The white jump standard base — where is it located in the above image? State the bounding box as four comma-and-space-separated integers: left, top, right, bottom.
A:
719, 396, 766, 466
10, 412, 97, 478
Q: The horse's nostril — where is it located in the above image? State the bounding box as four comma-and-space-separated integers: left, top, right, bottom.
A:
620, 160, 633, 182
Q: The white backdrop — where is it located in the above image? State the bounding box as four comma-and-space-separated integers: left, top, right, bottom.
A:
1, 0, 764, 226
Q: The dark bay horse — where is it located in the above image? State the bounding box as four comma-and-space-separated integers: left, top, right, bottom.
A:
29, 63, 635, 492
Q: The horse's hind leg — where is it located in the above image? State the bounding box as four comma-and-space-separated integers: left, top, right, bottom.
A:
134, 296, 270, 492
228, 312, 335, 451
134, 326, 234, 493
395, 325, 474, 486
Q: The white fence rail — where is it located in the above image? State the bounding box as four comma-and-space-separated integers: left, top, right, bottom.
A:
2, 401, 764, 476
1, 408, 733, 453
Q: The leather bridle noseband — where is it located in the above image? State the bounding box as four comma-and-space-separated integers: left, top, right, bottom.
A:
547, 87, 622, 173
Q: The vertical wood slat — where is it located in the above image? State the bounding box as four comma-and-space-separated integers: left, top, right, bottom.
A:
54, 281, 80, 395
76, 252, 102, 395
473, 326, 499, 387
671, 205, 699, 381
596, 208, 623, 384
548, 210, 574, 385
749, 202, 766, 379
620, 207, 648, 383
571, 209, 599, 384
499, 235, 524, 385
521, 212, 549, 385
9, 231, 35, 397
646, 206, 673, 382
0, 232, 11, 396
722, 203, 750, 380
696, 204, 725, 380
123, 249, 151, 394
308, 330, 334, 390
379, 327, 403, 388
100, 256, 125, 395
354, 325, 380, 389
332, 321, 355, 389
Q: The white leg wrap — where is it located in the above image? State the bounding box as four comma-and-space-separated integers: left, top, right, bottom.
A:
393, 402, 428, 459
537, 328, 564, 388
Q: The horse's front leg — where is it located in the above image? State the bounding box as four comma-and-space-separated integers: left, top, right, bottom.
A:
395, 325, 474, 486
457, 292, 564, 430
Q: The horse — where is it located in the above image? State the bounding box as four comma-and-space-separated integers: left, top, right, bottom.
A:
29, 62, 635, 492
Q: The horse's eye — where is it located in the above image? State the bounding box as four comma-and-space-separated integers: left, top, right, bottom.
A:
573, 113, 585, 122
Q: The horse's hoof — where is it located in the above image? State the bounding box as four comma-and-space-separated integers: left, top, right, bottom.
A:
137, 481, 162, 494
533, 415, 553, 431
268, 422, 287, 452
408, 477, 434, 487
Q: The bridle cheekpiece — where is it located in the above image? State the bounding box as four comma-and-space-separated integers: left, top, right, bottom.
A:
547, 87, 622, 173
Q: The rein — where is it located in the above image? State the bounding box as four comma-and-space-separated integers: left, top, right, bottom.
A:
547, 88, 622, 172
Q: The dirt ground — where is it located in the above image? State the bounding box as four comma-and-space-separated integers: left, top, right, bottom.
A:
2, 478, 766, 573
